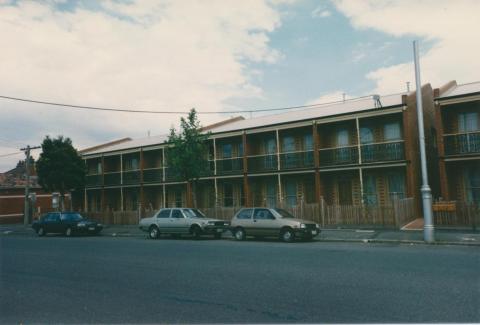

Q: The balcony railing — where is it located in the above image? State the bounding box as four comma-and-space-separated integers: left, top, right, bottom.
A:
216, 157, 244, 175
104, 172, 121, 186
280, 150, 314, 170
361, 141, 405, 162
143, 168, 164, 183
122, 170, 141, 185
319, 146, 358, 166
86, 174, 102, 187
444, 131, 480, 156
247, 154, 278, 173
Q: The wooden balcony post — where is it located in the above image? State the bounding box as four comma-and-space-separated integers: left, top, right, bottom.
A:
313, 122, 322, 202
213, 138, 217, 176
435, 103, 449, 200
242, 132, 251, 207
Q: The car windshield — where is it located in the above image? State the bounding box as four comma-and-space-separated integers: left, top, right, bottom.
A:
62, 213, 84, 221
273, 208, 295, 219
182, 209, 206, 218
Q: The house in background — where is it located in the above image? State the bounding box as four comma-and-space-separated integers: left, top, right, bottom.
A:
0, 162, 70, 224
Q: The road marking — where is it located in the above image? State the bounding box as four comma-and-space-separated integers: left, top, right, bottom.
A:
356, 230, 374, 233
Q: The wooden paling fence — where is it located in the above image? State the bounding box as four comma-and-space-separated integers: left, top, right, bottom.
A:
433, 200, 479, 230
81, 197, 417, 229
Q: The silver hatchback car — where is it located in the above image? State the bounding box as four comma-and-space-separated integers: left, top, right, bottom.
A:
230, 208, 320, 242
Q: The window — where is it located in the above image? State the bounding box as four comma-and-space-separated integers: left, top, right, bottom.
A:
304, 134, 313, 151
223, 144, 232, 158
157, 209, 171, 218
254, 208, 275, 220
458, 112, 478, 132
45, 213, 60, 222
363, 174, 378, 205
384, 122, 401, 141
337, 129, 349, 146
171, 209, 183, 218
285, 180, 297, 207
360, 127, 374, 144
97, 162, 102, 174
60, 213, 83, 221
264, 137, 276, 154
236, 209, 253, 219
223, 183, 233, 207
282, 136, 296, 168
465, 166, 480, 203
282, 136, 295, 152
388, 172, 406, 201
182, 209, 205, 218
266, 181, 277, 207
125, 157, 139, 170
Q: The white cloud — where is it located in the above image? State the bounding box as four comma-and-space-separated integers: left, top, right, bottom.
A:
333, 0, 480, 94
312, 6, 332, 18
0, 0, 289, 171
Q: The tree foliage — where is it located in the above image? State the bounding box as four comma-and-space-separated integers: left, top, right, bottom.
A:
36, 136, 86, 196
167, 109, 210, 183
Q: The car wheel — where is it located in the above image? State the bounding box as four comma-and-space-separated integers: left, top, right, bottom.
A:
214, 232, 222, 239
37, 227, 45, 237
65, 227, 73, 237
149, 226, 160, 239
191, 226, 202, 240
280, 228, 295, 243
234, 227, 246, 241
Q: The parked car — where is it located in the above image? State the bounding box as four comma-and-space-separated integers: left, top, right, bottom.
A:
230, 208, 320, 242
32, 212, 103, 236
139, 208, 230, 239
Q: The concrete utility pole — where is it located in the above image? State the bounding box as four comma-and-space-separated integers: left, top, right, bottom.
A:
413, 40, 435, 243
21, 145, 41, 225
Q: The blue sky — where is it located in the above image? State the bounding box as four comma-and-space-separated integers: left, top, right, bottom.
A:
0, 0, 478, 171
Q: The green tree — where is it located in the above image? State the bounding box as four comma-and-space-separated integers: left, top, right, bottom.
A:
167, 109, 210, 207
36, 136, 86, 209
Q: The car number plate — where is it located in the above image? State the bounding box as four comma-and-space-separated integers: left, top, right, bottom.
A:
89, 227, 95, 231
311, 230, 317, 235
216, 229, 223, 233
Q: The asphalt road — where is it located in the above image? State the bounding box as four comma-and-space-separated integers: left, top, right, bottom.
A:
1, 234, 479, 324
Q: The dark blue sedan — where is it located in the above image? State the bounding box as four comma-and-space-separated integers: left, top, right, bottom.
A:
32, 212, 103, 236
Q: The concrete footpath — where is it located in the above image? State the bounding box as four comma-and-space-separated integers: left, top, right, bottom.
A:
1, 223, 479, 246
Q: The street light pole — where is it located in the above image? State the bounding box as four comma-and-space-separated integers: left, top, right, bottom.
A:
413, 40, 435, 243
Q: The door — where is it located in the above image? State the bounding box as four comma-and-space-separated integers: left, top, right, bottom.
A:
252, 208, 278, 236
155, 209, 171, 231
44, 213, 61, 233
282, 136, 296, 168
235, 208, 254, 232
168, 209, 188, 233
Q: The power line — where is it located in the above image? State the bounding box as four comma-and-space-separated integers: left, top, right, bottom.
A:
0, 151, 22, 158
0, 94, 375, 115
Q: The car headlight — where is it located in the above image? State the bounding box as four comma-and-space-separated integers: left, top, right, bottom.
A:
77, 223, 86, 227
300, 223, 306, 229
207, 221, 215, 225
97, 223, 103, 227
224, 222, 230, 226
315, 223, 320, 229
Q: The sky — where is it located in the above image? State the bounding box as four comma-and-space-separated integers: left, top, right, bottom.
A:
0, 0, 479, 172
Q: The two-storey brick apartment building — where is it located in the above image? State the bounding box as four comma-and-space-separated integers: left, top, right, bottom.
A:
434, 81, 480, 204
77, 85, 436, 225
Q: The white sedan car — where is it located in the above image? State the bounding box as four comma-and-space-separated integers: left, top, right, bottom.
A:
139, 208, 230, 239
